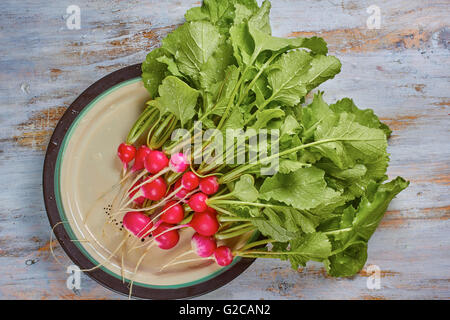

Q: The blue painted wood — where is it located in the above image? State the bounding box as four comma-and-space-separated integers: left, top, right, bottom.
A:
0, 0, 448, 299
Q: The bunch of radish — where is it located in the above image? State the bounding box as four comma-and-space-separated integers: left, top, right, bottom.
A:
114, 143, 237, 270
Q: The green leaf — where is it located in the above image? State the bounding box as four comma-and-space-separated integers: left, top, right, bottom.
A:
247, 0, 271, 34
162, 21, 222, 82
185, 0, 259, 35
288, 233, 332, 268
266, 50, 313, 106
251, 219, 297, 242
157, 76, 199, 127
265, 206, 319, 234
326, 177, 409, 277
141, 48, 170, 98
352, 177, 409, 240
259, 167, 342, 211
280, 115, 301, 137
313, 112, 388, 169
300, 92, 334, 141
233, 174, 259, 202
253, 76, 271, 105
199, 41, 235, 93
250, 109, 285, 129
330, 98, 392, 137
210, 65, 241, 115
278, 159, 310, 174
301, 55, 341, 92
230, 21, 254, 67
222, 106, 244, 130
234, 3, 256, 25
156, 55, 183, 78
326, 242, 368, 277
318, 162, 368, 181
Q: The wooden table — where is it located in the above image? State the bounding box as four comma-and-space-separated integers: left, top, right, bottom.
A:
0, 0, 448, 300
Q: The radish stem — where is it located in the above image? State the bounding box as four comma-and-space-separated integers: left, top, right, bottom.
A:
128, 241, 156, 299
215, 226, 256, 240
218, 222, 253, 235
239, 239, 276, 252
159, 257, 215, 272
81, 236, 129, 272
159, 250, 195, 271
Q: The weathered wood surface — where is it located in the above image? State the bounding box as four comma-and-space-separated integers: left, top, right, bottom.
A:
0, 0, 449, 300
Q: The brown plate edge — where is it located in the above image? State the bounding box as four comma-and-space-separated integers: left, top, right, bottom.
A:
42, 63, 257, 300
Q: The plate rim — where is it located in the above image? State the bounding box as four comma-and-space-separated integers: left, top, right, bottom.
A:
42, 63, 257, 300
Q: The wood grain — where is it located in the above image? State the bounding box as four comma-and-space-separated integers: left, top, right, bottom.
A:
0, 0, 449, 300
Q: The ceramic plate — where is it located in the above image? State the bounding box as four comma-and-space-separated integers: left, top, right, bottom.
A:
43, 64, 257, 299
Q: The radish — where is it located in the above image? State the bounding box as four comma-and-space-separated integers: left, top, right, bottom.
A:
140, 176, 167, 201
169, 152, 190, 173
188, 193, 209, 213
159, 233, 216, 271
122, 190, 200, 248
214, 246, 234, 266
152, 222, 180, 250
191, 233, 217, 257
129, 171, 199, 212
130, 208, 219, 250
152, 209, 220, 239
128, 179, 146, 205
199, 176, 219, 195
160, 201, 185, 224
117, 143, 136, 173
132, 145, 152, 172
120, 153, 190, 207
174, 179, 189, 199
144, 150, 169, 174
189, 210, 219, 236
122, 211, 153, 238
204, 207, 217, 215
181, 171, 199, 191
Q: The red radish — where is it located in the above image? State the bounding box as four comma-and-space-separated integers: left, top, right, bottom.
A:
188, 193, 209, 213
123, 212, 153, 238
136, 171, 199, 210
120, 150, 171, 205
174, 179, 189, 199
214, 246, 234, 266
123, 189, 200, 239
144, 150, 169, 174
152, 223, 180, 250
199, 176, 219, 195
127, 152, 187, 197
128, 180, 146, 205
204, 207, 217, 215
118, 143, 136, 170
141, 176, 167, 201
191, 233, 217, 257
139, 208, 219, 246
169, 153, 189, 173
132, 145, 152, 172
160, 201, 185, 224
181, 172, 199, 191
159, 233, 217, 271
189, 210, 219, 236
